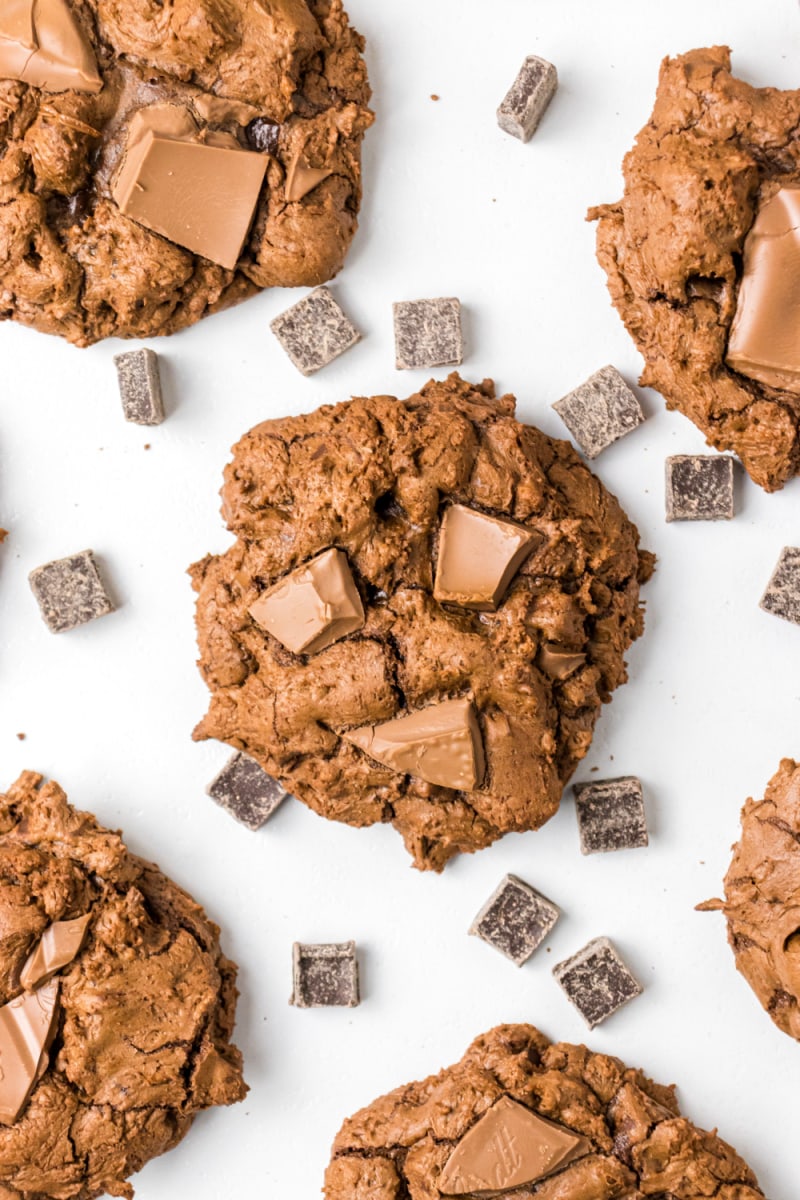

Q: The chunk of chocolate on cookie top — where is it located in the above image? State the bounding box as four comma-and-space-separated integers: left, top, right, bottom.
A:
249, 548, 365, 655
291, 942, 360, 1008
271, 286, 361, 375
0, 978, 60, 1126
497, 54, 558, 142
573, 776, 648, 855
114, 348, 165, 426
760, 547, 800, 626
434, 505, 540, 610
553, 937, 642, 1028
393, 297, 463, 370
469, 874, 559, 965
665, 454, 735, 522
29, 549, 114, 633
207, 752, 290, 830
344, 698, 485, 792
0, 0, 102, 94
553, 366, 644, 458
20, 913, 91, 990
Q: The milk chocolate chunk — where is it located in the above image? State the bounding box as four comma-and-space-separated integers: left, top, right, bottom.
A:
207, 751, 290, 831
271, 286, 361, 376
114, 348, 165, 426
393, 297, 463, 370
285, 152, 333, 202
469, 874, 559, 966
439, 1096, 590, 1195
344, 697, 485, 792
0, 978, 59, 1125
553, 937, 642, 1028
434, 504, 538, 610
290, 942, 360, 1008
538, 645, 586, 680
553, 366, 645, 459
0, 0, 102, 94
249, 547, 365, 656
20, 914, 90, 990
29, 549, 114, 633
760, 547, 800, 626
573, 777, 648, 855
665, 454, 735, 522
497, 55, 558, 143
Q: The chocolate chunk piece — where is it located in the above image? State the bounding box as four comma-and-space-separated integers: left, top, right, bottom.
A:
665, 455, 734, 521
497, 55, 558, 142
434, 505, 539, 610
0, 0, 102, 94
344, 698, 485, 792
553, 366, 645, 458
271, 286, 361, 376
0, 979, 60, 1126
760, 547, 800, 626
29, 550, 114, 633
393, 297, 463, 370
114, 348, 165, 426
469, 873, 559, 965
207, 752, 289, 831
538, 645, 586, 679
246, 117, 280, 154
285, 152, 333, 202
553, 937, 642, 1028
573, 777, 648, 855
249, 547, 364, 655
20, 914, 91, 991
291, 942, 360, 1008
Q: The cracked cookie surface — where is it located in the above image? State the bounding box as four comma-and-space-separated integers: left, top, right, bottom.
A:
191, 374, 652, 871
0, 770, 246, 1200
0, 0, 371, 346
324, 1023, 764, 1199
590, 46, 800, 491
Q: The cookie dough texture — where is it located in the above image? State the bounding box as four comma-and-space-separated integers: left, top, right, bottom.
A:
590, 46, 800, 491
0, 770, 246, 1200
324, 1023, 764, 1198
191, 374, 652, 871
0, 0, 371, 345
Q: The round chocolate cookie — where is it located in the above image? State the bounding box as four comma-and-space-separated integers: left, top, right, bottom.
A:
590, 46, 800, 491
0, 0, 371, 345
0, 770, 246, 1200
191, 373, 652, 871
324, 1023, 764, 1198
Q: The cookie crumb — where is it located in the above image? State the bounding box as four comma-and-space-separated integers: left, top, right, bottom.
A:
430, 93, 440, 101
16, 734, 25, 741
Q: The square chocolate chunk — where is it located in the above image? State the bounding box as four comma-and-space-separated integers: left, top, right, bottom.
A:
29, 550, 114, 633
553, 937, 642, 1028
207, 752, 289, 830
393, 298, 463, 370
665, 455, 735, 521
290, 942, 360, 1008
760, 547, 800, 626
573, 776, 648, 855
553, 366, 645, 458
113, 348, 165, 426
270, 286, 361, 376
469, 873, 559, 966
497, 55, 558, 142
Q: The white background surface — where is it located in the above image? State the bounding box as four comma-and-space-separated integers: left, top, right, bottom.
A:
0, 1, 798, 1196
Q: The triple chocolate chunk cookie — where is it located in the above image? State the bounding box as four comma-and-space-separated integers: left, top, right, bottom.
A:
0, 771, 246, 1200
0, 0, 371, 345
591, 46, 800, 491
191, 373, 653, 871
324, 1023, 764, 1198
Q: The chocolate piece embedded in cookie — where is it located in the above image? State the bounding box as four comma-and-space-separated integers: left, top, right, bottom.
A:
497, 55, 558, 142
324, 1023, 765, 1199
249, 548, 365, 655
760, 547, 800, 626
0, 978, 60, 1126
344, 698, 485, 792
114, 348, 165, 426
291, 942, 360, 1008
271, 287, 361, 376
29, 549, 114, 633
0, 0, 102, 94
553, 937, 642, 1027
469, 873, 559, 965
553, 366, 644, 458
207, 752, 290, 830
393, 298, 463, 370
665, 454, 735, 522
573, 776, 648, 855
20, 914, 91, 990
434, 505, 539, 610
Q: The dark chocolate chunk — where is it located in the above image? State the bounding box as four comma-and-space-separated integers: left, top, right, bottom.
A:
207, 752, 290, 830
114, 348, 165, 426
497, 55, 558, 142
665, 454, 734, 521
246, 117, 280, 154
469, 873, 559, 966
270, 286, 361, 376
290, 942, 360, 1008
760, 547, 800, 625
553, 937, 642, 1028
553, 366, 645, 458
573, 776, 648, 855
29, 550, 114, 633
393, 297, 463, 370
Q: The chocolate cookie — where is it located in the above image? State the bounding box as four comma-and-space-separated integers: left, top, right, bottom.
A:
0, 0, 371, 345
0, 770, 246, 1200
324, 1023, 764, 1198
191, 373, 652, 871
590, 46, 800, 491
702, 758, 800, 1041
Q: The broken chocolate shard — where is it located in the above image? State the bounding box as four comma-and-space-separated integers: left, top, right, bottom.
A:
469, 874, 559, 966
573, 777, 648, 855
553, 937, 642, 1028
20, 914, 91, 991
29, 550, 114, 633
497, 55, 558, 142
760, 547, 800, 626
271, 286, 361, 376
434, 504, 538, 610
0, 0, 102, 94
438, 1096, 590, 1195
553, 366, 645, 458
665, 455, 734, 521
0, 979, 60, 1125
344, 697, 485, 792
285, 152, 333, 202
290, 942, 359, 1008
207, 752, 290, 831
393, 297, 463, 370
538, 645, 586, 680
249, 547, 365, 656
114, 348, 165, 426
